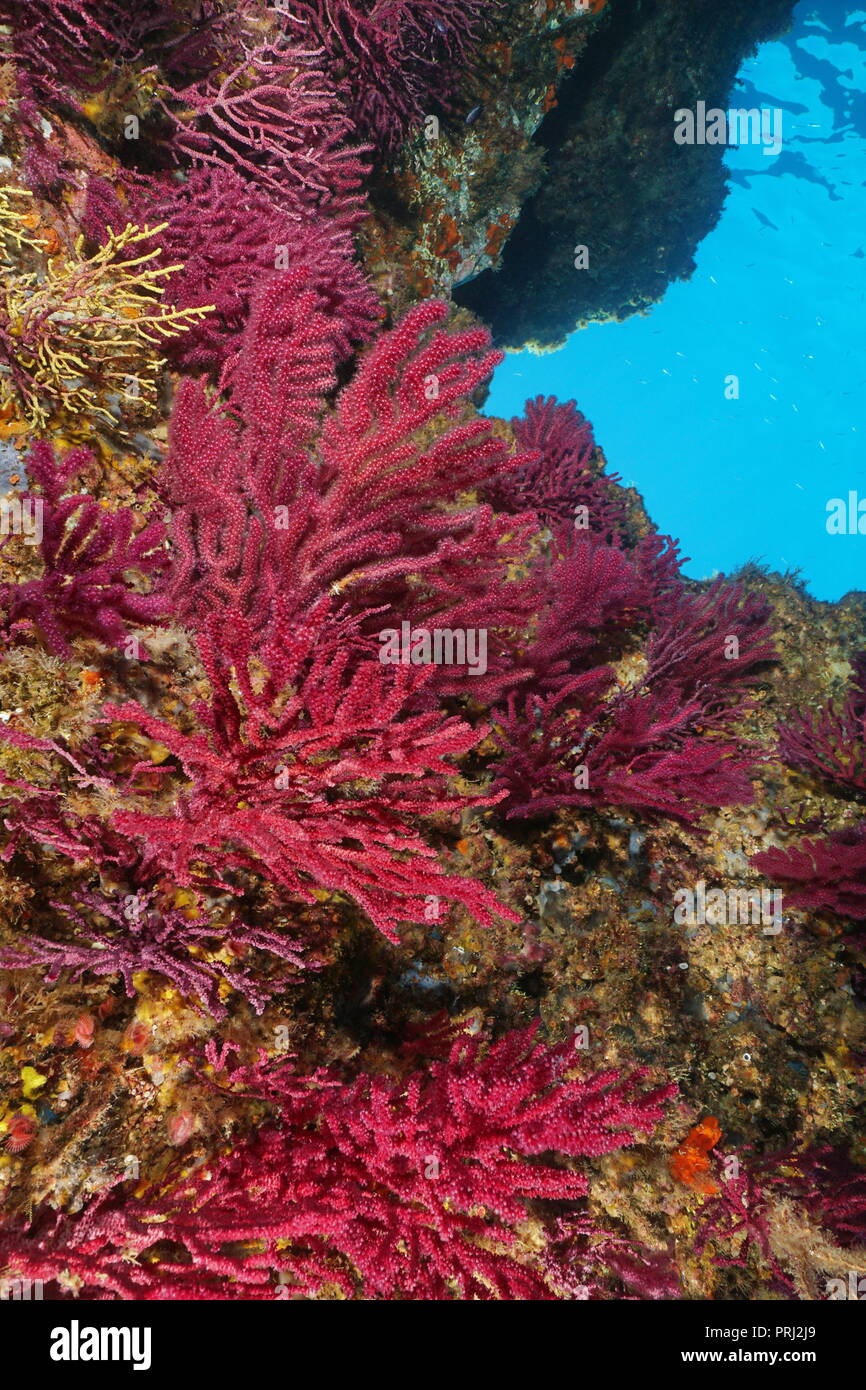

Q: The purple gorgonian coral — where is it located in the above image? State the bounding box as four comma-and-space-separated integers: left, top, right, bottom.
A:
0, 442, 167, 657
280, 0, 498, 153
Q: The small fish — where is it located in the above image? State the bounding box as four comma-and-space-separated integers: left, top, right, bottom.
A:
465, 104, 483, 126
752, 207, 779, 230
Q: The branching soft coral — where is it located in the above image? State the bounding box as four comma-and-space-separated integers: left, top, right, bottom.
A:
0, 1, 120, 102
0, 882, 307, 1019
522, 541, 645, 698
752, 657, 866, 924
752, 825, 866, 923
0, 748, 310, 1015
775, 653, 866, 796
480, 386, 776, 826
0, 441, 167, 656
0, 1024, 674, 1299
695, 1146, 866, 1298
493, 395, 629, 547
643, 578, 776, 733
492, 542, 774, 823
547, 1215, 681, 1300
1, 1, 259, 104
103, 603, 516, 942
0, 296, 535, 957
495, 684, 759, 823
157, 38, 370, 228
282, 0, 496, 153
129, 167, 379, 372
161, 291, 536, 652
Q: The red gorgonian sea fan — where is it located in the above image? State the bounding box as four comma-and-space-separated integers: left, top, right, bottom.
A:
0, 878, 308, 1020
157, 38, 370, 228
694, 1145, 866, 1298
491, 395, 629, 547
0, 1, 256, 102
518, 540, 645, 699
0, 298, 536, 981
130, 167, 379, 372
99, 603, 516, 944
752, 657, 866, 923
775, 652, 866, 796
0, 1025, 675, 1299
495, 684, 762, 823
0, 747, 309, 1017
546, 1215, 682, 1300
641, 577, 776, 732
160, 291, 537, 643
281, 0, 498, 153
0, 441, 167, 657
492, 543, 776, 823
487, 387, 776, 825
752, 825, 866, 923
0, 1, 120, 102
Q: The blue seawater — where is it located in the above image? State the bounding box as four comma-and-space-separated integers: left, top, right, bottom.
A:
486, 2, 866, 600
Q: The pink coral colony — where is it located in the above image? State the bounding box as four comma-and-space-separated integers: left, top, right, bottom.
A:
0, 0, 861, 1313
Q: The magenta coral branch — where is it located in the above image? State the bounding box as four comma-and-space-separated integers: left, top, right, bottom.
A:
776, 653, 866, 795
752, 823, 866, 922
281, 0, 497, 152
492, 544, 773, 823
495, 684, 757, 823
0, 1024, 674, 1299
0, 442, 167, 656
752, 657, 866, 927
131, 168, 378, 373
89, 603, 518, 941
158, 39, 371, 227
497, 394, 629, 546
160, 294, 535, 639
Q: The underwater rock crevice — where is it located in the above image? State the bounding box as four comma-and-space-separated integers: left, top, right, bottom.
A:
455, 0, 798, 349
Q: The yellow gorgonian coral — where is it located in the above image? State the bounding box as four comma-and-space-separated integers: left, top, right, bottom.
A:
0, 184, 42, 258
0, 188, 213, 430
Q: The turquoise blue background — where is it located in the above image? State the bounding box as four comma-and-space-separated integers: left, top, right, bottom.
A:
486, 3, 866, 599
